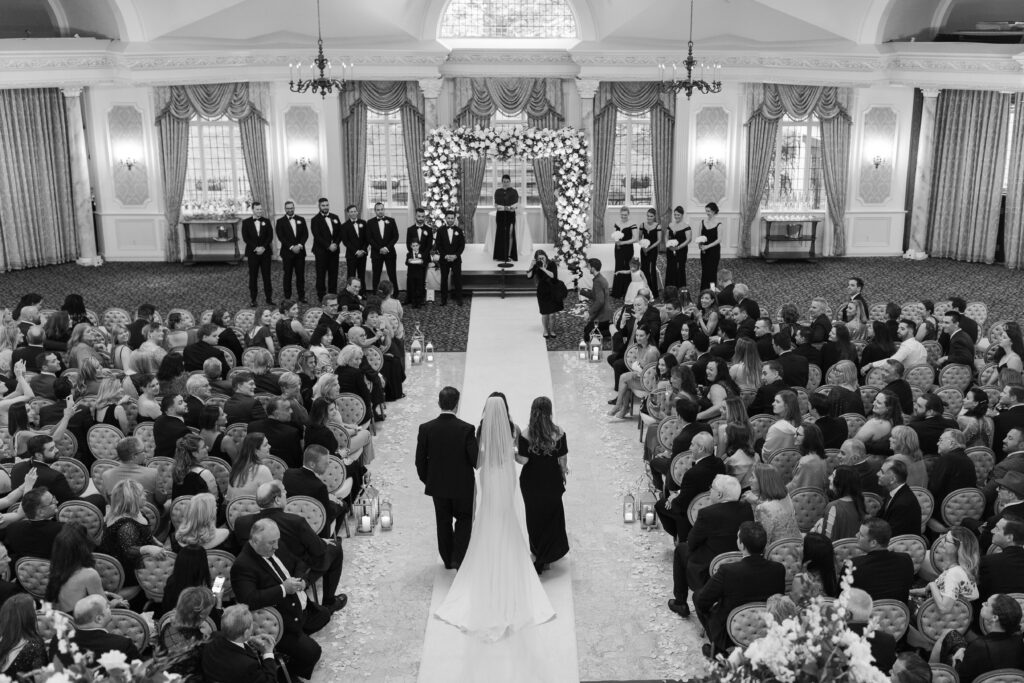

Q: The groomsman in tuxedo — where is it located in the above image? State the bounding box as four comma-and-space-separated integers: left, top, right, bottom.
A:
275, 200, 308, 303
242, 202, 274, 307
416, 386, 478, 569
435, 209, 466, 306
406, 207, 433, 308
340, 204, 368, 291
368, 202, 400, 295
310, 197, 344, 300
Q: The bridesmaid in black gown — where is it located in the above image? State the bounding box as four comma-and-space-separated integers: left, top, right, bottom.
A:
639, 208, 661, 299
517, 396, 569, 575
610, 206, 638, 299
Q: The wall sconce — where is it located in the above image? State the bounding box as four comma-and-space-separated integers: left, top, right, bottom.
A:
296, 156, 311, 171
871, 155, 885, 169
119, 157, 137, 171
704, 157, 718, 170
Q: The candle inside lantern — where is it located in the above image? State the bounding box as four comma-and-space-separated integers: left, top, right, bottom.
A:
644, 511, 655, 525
360, 515, 371, 532
624, 510, 634, 523
380, 513, 392, 530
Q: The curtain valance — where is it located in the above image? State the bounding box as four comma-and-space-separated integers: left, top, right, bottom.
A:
155, 82, 268, 123
595, 81, 675, 117
747, 83, 850, 122
340, 81, 423, 119
453, 78, 564, 124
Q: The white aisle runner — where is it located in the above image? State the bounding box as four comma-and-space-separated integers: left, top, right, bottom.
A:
417, 296, 579, 683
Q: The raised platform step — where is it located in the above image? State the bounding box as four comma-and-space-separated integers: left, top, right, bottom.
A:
462, 269, 536, 295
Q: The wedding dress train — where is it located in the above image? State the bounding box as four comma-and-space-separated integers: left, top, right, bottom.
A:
434, 397, 556, 642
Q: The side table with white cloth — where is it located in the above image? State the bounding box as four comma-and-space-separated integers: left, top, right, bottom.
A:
483, 210, 533, 261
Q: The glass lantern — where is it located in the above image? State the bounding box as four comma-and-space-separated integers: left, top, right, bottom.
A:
425, 341, 435, 363
353, 495, 375, 534
588, 331, 604, 363
578, 339, 587, 360
623, 493, 636, 523
639, 489, 659, 530
410, 324, 424, 365
379, 500, 393, 530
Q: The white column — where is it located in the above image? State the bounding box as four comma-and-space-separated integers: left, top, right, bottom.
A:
62, 87, 103, 266
575, 79, 600, 239
906, 88, 940, 259
418, 78, 443, 132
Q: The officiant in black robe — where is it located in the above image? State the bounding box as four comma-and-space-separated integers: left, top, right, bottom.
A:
493, 174, 519, 262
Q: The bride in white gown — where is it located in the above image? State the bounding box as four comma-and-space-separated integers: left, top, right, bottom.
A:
434, 396, 556, 642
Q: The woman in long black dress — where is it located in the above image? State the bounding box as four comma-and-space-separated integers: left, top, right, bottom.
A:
516, 396, 569, 575
698, 202, 722, 291
664, 205, 691, 291
610, 206, 638, 299
526, 249, 563, 339
639, 208, 661, 299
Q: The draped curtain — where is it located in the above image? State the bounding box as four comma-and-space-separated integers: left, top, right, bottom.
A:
339, 81, 426, 216
452, 78, 565, 241
1005, 93, 1024, 269
154, 82, 273, 262
591, 82, 676, 241
740, 84, 852, 256
0, 88, 79, 271
926, 90, 1010, 263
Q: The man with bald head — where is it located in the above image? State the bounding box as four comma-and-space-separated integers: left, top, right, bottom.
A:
654, 432, 724, 542
11, 324, 46, 370
231, 518, 324, 680
54, 595, 141, 665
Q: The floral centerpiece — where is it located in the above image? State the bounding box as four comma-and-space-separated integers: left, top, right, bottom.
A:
422, 125, 591, 282
687, 564, 889, 683
180, 197, 252, 221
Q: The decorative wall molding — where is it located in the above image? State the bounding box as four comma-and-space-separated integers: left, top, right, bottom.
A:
575, 78, 599, 99
107, 105, 150, 207
418, 77, 443, 99
858, 106, 898, 205
284, 106, 322, 207
693, 106, 729, 205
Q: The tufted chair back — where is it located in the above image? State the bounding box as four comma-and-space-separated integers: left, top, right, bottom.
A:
887, 535, 927, 575
169, 495, 193, 531
727, 602, 769, 647
93, 553, 125, 593
669, 452, 694, 487
839, 412, 867, 436
904, 364, 935, 392
284, 495, 327, 534
364, 346, 384, 372
15, 557, 51, 599
326, 422, 351, 451
260, 455, 288, 482
657, 417, 683, 451
200, 457, 231, 495
57, 500, 104, 544
788, 487, 828, 533
766, 538, 803, 589
748, 415, 776, 444
938, 364, 973, 394
206, 548, 236, 602
336, 393, 368, 426
941, 488, 985, 527
226, 496, 260, 530
870, 599, 911, 640
133, 423, 156, 459
911, 486, 935, 533
764, 448, 801, 483
965, 447, 996, 488
90, 458, 120, 498
973, 670, 1024, 683
251, 607, 284, 644
147, 456, 175, 497
686, 492, 713, 525
107, 608, 150, 653
929, 663, 958, 683
87, 424, 125, 461
831, 539, 865, 574
709, 551, 743, 577
915, 598, 972, 646
320, 455, 348, 494
51, 458, 89, 495
135, 551, 177, 604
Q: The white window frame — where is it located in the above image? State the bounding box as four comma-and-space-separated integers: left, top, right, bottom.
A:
761, 115, 825, 211
607, 111, 655, 209
365, 107, 410, 212
183, 116, 250, 205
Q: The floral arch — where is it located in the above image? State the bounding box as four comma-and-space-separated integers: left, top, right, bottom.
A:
422, 125, 591, 279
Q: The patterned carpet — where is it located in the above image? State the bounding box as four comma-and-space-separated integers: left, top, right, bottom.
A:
2, 256, 1022, 351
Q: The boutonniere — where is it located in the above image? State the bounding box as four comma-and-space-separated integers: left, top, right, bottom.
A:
333, 218, 339, 223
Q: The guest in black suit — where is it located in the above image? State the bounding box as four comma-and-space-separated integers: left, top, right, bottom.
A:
233, 482, 346, 614
276, 200, 308, 303
957, 594, 1024, 683
11, 325, 46, 371
938, 310, 976, 368
694, 521, 786, 654
241, 202, 274, 306
850, 519, 915, 604
230, 519, 323, 680
607, 294, 662, 391
182, 324, 228, 378
153, 394, 191, 461
339, 204, 368, 291
810, 393, 849, 450
405, 208, 433, 308
655, 433, 724, 541
927, 428, 978, 531
3, 487, 63, 561
415, 387, 478, 569
310, 197, 344, 300
994, 386, 1024, 461
774, 331, 809, 390
54, 595, 141, 665
793, 326, 823, 369
127, 303, 156, 350
668, 474, 752, 617
435, 210, 466, 306
847, 588, 898, 675
367, 202, 400, 295
29, 351, 61, 399
183, 374, 210, 429
971, 472, 1024, 553
249, 397, 304, 469
11, 434, 106, 508
283, 445, 345, 539
877, 457, 923, 537
748, 360, 787, 416
839, 277, 868, 323
224, 372, 268, 426
979, 514, 1024, 601
753, 317, 778, 361
909, 393, 960, 455
879, 359, 914, 415
715, 270, 736, 306
201, 604, 280, 683
845, 439, 887, 498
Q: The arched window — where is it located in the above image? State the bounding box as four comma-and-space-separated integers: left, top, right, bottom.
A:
439, 0, 578, 39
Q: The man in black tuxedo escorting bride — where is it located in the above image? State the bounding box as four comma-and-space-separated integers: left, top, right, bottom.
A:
416, 386, 479, 569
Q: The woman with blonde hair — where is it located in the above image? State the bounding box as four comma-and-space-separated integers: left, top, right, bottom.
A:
729, 337, 762, 392
174, 492, 230, 551
828, 360, 865, 416
160, 586, 217, 677
742, 463, 801, 543
66, 322, 100, 368
91, 376, 128, 433
716, 395, 749, 457
73, 356, 103, 398
99, 479, 165, 601
109, 324, 134, 371
889, 425, 927, 487
907, 526, 980, 650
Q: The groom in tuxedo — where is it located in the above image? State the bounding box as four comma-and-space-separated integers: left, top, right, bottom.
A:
416, 386, 479, 569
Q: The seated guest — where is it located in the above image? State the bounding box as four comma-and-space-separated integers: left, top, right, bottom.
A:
975, 473, 1024, 553
787, 423, 828, 494
670, 395, 713, 457
182, 324, 228, 377
275, 300, 310, 347
345, 325, 389, 420
984, 429, 1024, 510
304, 397, 363, 502
826, 360, 864, 417
792, 325, 822, 368
668, 474, 752, 618
958, 387, 994, 448
879, 359, 914, 415
157, 352, 188, 400
315, 296, 345, 343
230, 519, 326, 680
762, 389, 801, 456
978, 514, 1024, 602
129, 322, 167, 373
244, 307, 277, 355
811, 393, 848, 450
842, 437, 886, 497
171, 434, 219, 500
747, 360, 787, 417
741, 464, 801, 544
889, 425, 928, 487
153, 393, 191, 460
199, 404, 237, 462
854, 390, 902, 456
162, 544, 212, 614
336, 278, 364, 314
98, 479, 165, 601
135, 373, 161, 423
249, 397, 304, 468
891, 652, 932, 683
311, 375, 376, 464
127, 303, 155, 349
956, 594, 1024, 682
906, 526, 979, 649
732, 284, 760, 320
753, 316, 777, 362
11, 434, 95, 506
11, 325, 46, 371
694, 521, 785, 656
773, 331, 808, 390
46, 524, 122, 613
846, 588, 898, 675
938, 310, 976, 369
224, 371, 268, 426
161, 586, 217, 680
184, 373, 211, 429
909, 393, 959, 455
722, 423, 756, 491
820, 323, 859, 373
927, 429, 978, 533
334, 345, 373, 424
796, 533, 839, 599
226, 432, 275, 502
212, 309, 244, 365
204, 357, 233, 395
28, 350, 62, 399
813, 466, 866, 541
102, 436, 162, 505
56, 595, 140, 665
3, 487, 63, 561
695, 357, 740, 422
164, 312, 190, 354
308, 325, 337, 376
864, 318, 928, 373
173, 492, 231, 552
850, 519, 915, 604
0, 594, 47, 676
994, 385, 1024, 461
877, 457, 923, 538
283, 445, 347, 539
200, 604, 280, 683
90, 377, 129, 434
654, 433, 723, 542
245, 347, 281, 396
859, 321, 895, 374
728, 337, 761, 392
806, 298, 831, 345
278, 371, 310, 425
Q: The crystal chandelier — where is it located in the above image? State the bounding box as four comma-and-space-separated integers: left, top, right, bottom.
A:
289, 0, 348, 98
658, 0, 722, 100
